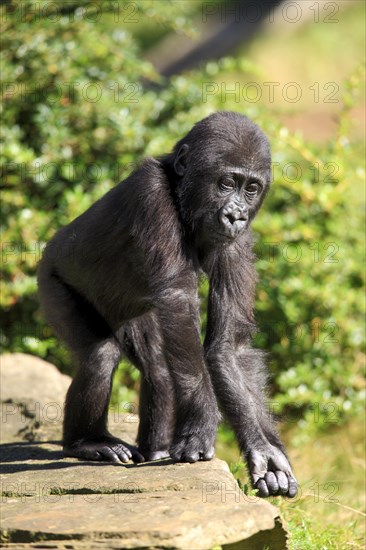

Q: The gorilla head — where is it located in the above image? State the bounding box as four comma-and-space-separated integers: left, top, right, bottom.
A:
166, 111, 272, 242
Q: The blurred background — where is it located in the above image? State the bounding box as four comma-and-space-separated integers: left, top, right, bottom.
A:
1, 1, 365, 547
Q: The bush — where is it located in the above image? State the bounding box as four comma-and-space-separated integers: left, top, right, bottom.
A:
1, 1, 364, 432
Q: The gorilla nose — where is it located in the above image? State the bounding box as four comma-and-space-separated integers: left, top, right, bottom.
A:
219, 203, 248, 237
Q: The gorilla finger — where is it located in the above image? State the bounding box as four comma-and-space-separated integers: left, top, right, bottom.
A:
115, 444, 132, 459
264, 472, 279, 494
251, 473, 262, 485
131, 449, 145, 463
256, 479, 269, 498
115, 449, 131, 463
275, 471, 289, 494
288, 476, 298, 498
183, 451, 200, 463
170, 452, 180, 462
169, 448, 184, 462
169, 440, 186, 461
200, 447, 215, 461
99, 446, 121, 463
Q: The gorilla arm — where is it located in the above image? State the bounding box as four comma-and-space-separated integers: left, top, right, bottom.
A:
203, 237, 298, 498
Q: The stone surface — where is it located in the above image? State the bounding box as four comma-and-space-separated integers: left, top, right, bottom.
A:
0, 353, 71, 405
0, 354, 289, 549
1, 492, 287, 549
0, 353, 71, 443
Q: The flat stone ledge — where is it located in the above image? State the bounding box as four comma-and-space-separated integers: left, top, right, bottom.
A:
0, 353, 289, 549
1, 490, 287, 549
1, 447, 288, 549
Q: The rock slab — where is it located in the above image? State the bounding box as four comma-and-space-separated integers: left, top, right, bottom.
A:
0, 354, 288, 549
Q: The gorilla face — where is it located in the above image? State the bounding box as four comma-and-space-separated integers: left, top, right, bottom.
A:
172, 113, 271, 244
215, 168, 268, 239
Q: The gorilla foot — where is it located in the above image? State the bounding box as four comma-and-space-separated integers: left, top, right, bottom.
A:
247, 446, 298, 498
170, 434, 215, 463
64, 436, 145, 464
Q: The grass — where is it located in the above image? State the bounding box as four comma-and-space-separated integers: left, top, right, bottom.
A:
220, 417, 366, 549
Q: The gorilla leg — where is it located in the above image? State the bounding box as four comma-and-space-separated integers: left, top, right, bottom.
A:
157, 287, 220, 462
120, 314, 175, 460
38, 270, 144, 462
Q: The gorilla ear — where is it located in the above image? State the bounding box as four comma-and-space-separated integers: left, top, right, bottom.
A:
174, 144, 189, 176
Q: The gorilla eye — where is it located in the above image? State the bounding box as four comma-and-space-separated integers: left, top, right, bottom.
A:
219, 177, 235, 192
245, 182, 260, 197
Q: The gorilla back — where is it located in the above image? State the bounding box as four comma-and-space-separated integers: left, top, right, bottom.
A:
38, 111, 298, 498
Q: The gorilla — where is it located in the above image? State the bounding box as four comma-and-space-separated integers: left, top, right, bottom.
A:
38, 111, 298, 498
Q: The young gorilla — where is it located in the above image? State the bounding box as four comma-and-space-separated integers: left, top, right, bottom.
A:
38, 111, 297, 498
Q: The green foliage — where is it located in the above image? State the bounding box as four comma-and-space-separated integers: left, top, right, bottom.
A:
1, 1, 365, 431
251, 69, 366, 434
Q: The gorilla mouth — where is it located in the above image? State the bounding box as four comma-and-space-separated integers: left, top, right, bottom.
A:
226, 212, 237, 225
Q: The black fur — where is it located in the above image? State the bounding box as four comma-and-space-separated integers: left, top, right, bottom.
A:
38, 111, 297, 497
